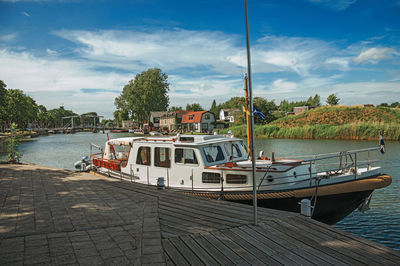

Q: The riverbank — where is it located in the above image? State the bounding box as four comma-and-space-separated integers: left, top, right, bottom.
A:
221, 106, 400, 140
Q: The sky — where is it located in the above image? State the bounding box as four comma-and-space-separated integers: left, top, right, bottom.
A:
0, 0, 399, 119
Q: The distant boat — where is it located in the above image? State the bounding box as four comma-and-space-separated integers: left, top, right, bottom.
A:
110, 129, 129, 133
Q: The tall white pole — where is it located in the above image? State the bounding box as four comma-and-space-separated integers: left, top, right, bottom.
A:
244, 0, 257, 225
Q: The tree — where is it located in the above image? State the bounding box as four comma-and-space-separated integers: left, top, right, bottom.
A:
253, 97, 277, 124
114, 68, 169, 125
4, 89, 38, 129
0, 80, 8, 130
168, 106, 183, 112
307, 94, 321, 107
326, 94, 340, 106
186, 103, 203, 111
209, 99, 218, 116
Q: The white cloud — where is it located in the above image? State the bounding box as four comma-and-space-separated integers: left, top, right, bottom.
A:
0, 33, 18, 42
353, 47, 396, 64
21, 11, 30, 17
46, 48, 57, 55
325, 57, 350, 70
307, 0, 357, 11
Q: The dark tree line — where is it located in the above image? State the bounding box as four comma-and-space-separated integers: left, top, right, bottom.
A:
0, 80, 100, 131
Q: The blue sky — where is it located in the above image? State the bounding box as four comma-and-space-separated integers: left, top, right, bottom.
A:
0, 0, 399, 118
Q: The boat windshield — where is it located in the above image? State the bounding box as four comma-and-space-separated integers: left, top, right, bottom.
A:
201, 141, 247, 165
203, 145, 225, 163
224, 141, 245, 160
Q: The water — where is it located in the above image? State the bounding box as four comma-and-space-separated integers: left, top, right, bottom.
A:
3, 132, 399, 250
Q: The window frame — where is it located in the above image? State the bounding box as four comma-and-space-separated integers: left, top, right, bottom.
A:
154, 147, 171, 168
136, 146, 151, 166
174, 148, 199, 165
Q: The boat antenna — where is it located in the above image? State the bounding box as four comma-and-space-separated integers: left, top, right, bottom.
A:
244, 0, 257, 225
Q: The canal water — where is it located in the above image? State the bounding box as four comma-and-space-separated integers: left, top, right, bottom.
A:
1, 132, 399, 250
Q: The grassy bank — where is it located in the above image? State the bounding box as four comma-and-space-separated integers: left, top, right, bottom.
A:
220, 106, 400, 141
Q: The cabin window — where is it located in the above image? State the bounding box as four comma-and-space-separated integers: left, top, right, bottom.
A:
155, 147, 171, 168
203, 145, 225, 163
202, 172, 221, 183
226, 174, 247, 184
224, 143, 243, 159
136, 147, 151, 166
175, 148, 198, 164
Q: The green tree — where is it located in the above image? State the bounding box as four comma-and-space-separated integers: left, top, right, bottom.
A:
253, 97, 277, 124
4, 89, 38, 129
168, 106, 183, 112
307, 94, 321, 107
47, 107, 77, 128
326, 94, 340, 106
209, 99, 218, 116
186, 103, 203, 111
115, 68, 169, 125
0, 80, 8, 130
113, 109, 129, 128
37, 105, 49, 128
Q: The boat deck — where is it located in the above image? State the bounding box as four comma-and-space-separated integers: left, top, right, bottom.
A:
1, 164, 399, 265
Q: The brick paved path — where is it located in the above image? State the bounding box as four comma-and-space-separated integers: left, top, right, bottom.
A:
0, 164, 163, 265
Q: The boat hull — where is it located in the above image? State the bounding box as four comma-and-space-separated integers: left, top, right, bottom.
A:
181, 174, 391, 225
233, 189, 373, 225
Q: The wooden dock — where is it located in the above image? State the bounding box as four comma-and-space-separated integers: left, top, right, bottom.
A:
1, 164, 399, 265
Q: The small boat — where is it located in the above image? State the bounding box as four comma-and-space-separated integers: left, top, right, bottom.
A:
110, 129, 129, 133
89, 133, 391, 225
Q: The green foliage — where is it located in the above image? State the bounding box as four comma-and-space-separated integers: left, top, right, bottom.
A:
115, 68, 169, 124
221, 106, 400, 140
113, 109, 129, 127
46, 107, 77, 128
168, 106, 183, 112
209, 99, 218, 116
186, 103, 204, 111
3, 89, 38, 129
253, 97, 277, 124
6, 123, 22, 163
326, 93, 340, 105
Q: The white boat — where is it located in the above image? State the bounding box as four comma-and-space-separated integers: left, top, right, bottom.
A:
90, 133, 391, 224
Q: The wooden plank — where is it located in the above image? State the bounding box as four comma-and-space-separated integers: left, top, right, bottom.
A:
201, 232, 251, 266
162, 239, 190, 266
210, 230, 266, 266
293, 216, 400, 264
160, 222, 198, 237
287, 217, 394, 265
160, 211, 215, 235
159, 204, 231, 230
229, 226, 300, 265
220, 228, 282, 266
191, 234, 234, 265
180, 235, 219, 266
160, 200, 244, 227
267, 219, 364, 266
253, 223, 340, 266
169, 236, 205, 266
238, 225, 312, 266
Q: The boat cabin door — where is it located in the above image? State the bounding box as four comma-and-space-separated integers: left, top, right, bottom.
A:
134, 146, 151, 184
170, 148, 201, 189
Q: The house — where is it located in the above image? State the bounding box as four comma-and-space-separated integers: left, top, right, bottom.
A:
181, 111, 215, 133
293, 106, 310, 115
159, 111, 186, 131
149, 111, 168, 129
219, 109, 240, 122
122, 120, 134, 129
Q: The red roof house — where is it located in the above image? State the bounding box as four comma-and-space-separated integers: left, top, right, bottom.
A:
181, 111, 215, 132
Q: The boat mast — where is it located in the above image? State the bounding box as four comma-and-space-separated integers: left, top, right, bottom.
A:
244, 0, 257, 225
243, 74, 251, 154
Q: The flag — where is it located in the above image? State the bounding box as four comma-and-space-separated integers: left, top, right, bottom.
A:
379, 134, 386, 154
253, 106, 266, 120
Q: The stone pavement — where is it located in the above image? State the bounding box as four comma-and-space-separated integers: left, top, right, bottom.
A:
0, 164, 163, 265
